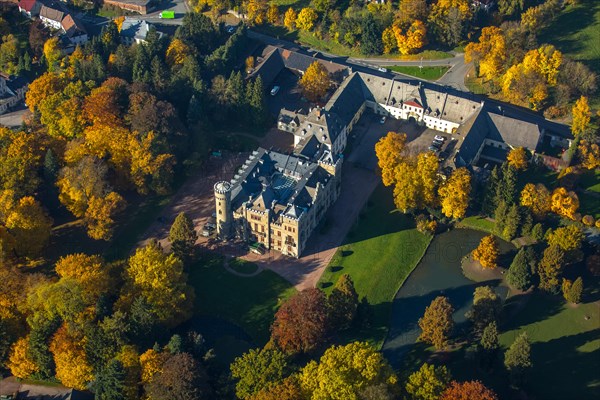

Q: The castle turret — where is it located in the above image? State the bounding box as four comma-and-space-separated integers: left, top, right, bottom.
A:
214, 181, 233, 239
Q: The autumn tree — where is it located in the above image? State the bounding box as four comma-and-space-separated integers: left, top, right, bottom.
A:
267, 4, 279, 24
504, 332, 532, 386
578, 140, 600, 169
418, 296, 454, 349
405, 363, 451, 400
0, 128, 43, 197
146, 353, 211, 400
55, 253, 111, 302
230, 347, 289, 399
538, 245, 565, 293
375, 132, 407, 186
295, 7, 318, 32
465, 26, 507, 82
270, 288, 330, 354
166, 38, 193, 68
43, 37, 62, 72
506, 247, 535, 290
562, 277, 583, 304
50, 325, 95, 390
507, 147, 528, 170
328, 274, 359, 330
169, 212, 198, 262
472, 235, 499, 270
427, 0, 472, 47
283, 8, 297, 31
298, 342, 398, 400
85, 191, 126, 241
123, 240, 195, 327
467, 286, 502, 335
440, 380, 498, 400
520, 183, 551, 219
8, 336, 39, 379
550, 187, 579, 220
571, 96, 591, 136
438, 168, 471, 219
300, 61, 331, 102
393, 20, 428, 55
398, 0, 427, 25
4, 196, 53, 258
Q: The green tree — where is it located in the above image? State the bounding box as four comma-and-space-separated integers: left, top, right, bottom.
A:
499, 163, 517, 205
328, 274, 359, 330
360, 14, 383, 55
418, 296, 454, 350
531, 223, 544, 241
405, 363, 451, 400
467, 286, 501, 335
94, 359, 126, 400
502, 203, 521, 240
504, 332, 532, 386
230, 347, 289, 399
538, 245, 564, 293
167, 334, 184, 354
562, 277, 583, 304
480, 321, 499, 352
506, 247, 534, 290
169, 212, 197, 262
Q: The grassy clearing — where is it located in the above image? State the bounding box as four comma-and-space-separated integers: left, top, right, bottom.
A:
388, 65, 450, 80
580, 169, 600, 193
457, 216, 496, 235
189, 254, 296, 344
318, 185, 432, 348
229, 258, 260, 275
539, 0, 600, 74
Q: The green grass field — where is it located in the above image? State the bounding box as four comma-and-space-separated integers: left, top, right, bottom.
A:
580, 169, 600, 193
189, 254, 296, 344
388, 65, 450, 80
457, 216, 496, 235
318, 185, 432, 348
539, 0, 600, 74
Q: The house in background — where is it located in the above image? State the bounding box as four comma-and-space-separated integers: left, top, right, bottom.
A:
18, 0, 42, 18
0, 376, 94, 400
120, 18, 161, 45
61, 14, 88, 46
39, 4, 65, 30
0, 73, 29, 115
103, 0, 151, 14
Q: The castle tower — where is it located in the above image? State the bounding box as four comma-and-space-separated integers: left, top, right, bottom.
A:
214, 181, 233, 239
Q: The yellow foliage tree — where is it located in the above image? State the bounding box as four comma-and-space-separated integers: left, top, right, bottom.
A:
25, 72, 66, 112
43, 37, 62, 72
507, 147, 528, 170
522, 44, 562, 86
5, 196, 53, 258
84, 191, 126, 240
166, 39, 192, 67
465, 26, 507, 82
550, 187, 579, 220
57, 156, 110, 218
520, 183, 551, 219
418, 296, 454, 349
438, 168, 471, 219
296, 7, 318, 32
115, 16, 125, 31
118, 345, 142, 400
8, 337, 39, 379
124, 240, 194, 326
140, 348, 167, 384
375, 131, 407, 187
393, 161, 420, 212
298, 342, 398, 399
246, 0, 268, 25
299, 61, 331, 102
472, 235, 499, 269
400, 20, 427, 55
267, 4, 279, 24
55, 253, 111, 301
578, 140, 600, 169
49, 326, 94, 390
283, 7, 297, 31
571, 96, 591, 136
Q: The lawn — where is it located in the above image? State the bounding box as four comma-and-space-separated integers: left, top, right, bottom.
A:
580, 169, 600, 193
539, 0, 600, 74
318, 185, 432, 348
457, 215, 496, 235
387, 65, 450, 80
189, 254, 296, 345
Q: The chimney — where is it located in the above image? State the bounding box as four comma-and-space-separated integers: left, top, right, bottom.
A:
315, 107, 322, 118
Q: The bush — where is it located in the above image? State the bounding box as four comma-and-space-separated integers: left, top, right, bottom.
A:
582, 215, 595, 226
415, 214, 437, 235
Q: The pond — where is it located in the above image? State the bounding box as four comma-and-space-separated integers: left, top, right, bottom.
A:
382, 228, 515, 369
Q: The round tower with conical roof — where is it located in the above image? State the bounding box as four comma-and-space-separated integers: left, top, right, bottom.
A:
214, 181, 232, 239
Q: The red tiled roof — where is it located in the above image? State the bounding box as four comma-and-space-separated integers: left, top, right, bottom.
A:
18, 0, 37, 12
404, 100, 423, 108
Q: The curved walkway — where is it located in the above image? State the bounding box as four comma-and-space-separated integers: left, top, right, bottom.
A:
223, 257, 264, 278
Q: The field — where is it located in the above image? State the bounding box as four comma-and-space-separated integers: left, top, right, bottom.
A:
318, 185, 432, 347
189, 253, 296, 344
457, 215, 496, 235
539, 0, 600, 75
387, 65, 450, 80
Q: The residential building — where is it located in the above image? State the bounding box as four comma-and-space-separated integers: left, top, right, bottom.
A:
39, 4, 65, 30
61, 14, 88, 46
0, 73, 28, 115
103, 0, 151, 14
214, 148, 341, 258
120, 18, 161, 45
18, 0, 42, 18
0, 377, 93, 400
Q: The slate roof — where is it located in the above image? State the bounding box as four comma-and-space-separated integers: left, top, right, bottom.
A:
326, 72, 366, 128
40, 5, 64, 22
486, 112, 542, 150
120, 18, 152, 41
229, 148, 334, 220
248, 48, 285, 88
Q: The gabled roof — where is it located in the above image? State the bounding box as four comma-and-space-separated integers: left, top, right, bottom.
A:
18, 0, 38, 12
486, 112, 542, 150
326, 72, 366, 128
120, 18, 152, 41
61, 14, 87, 37
248, 48, 285, 88
40, 5, 64, 22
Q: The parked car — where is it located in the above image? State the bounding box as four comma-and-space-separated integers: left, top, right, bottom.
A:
201, 224, 215, 237
249, 242, 266, 255
431, 140, 443, 149
378, 67, 388, 73
270, 86, 280, 96
428, 145, 439, 153
434, 135, 446, 142
159, 11, 174, 19
380, 116, 386, 124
